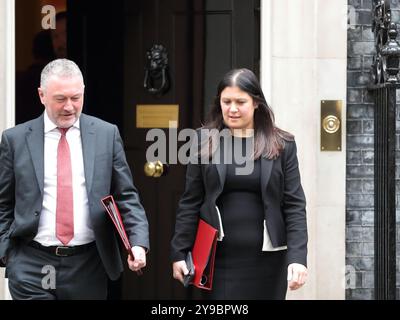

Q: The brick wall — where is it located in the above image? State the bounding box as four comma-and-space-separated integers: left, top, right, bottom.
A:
346, 0, 400, 299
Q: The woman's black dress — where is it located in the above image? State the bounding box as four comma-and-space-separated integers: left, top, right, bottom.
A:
204, 137, 287, 300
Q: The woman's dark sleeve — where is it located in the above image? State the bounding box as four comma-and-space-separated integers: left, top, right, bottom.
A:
282, 140, 308, 266
170, 160, 205, 262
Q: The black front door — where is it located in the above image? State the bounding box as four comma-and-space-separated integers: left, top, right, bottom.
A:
68, 0, 259, 299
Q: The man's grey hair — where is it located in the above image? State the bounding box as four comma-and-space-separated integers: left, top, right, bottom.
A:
40, 59, 84, 90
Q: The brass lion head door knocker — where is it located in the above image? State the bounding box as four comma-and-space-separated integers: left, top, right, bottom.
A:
143, 44, 170, 95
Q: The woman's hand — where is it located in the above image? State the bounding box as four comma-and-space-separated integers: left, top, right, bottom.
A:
287, 263, 308, 290
172, 260, 189, 284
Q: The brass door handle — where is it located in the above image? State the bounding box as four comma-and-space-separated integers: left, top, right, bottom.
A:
144, 160, 168, 178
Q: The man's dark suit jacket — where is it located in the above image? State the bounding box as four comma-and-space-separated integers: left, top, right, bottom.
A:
171, 138, 307, 267
0, 113, 149, 280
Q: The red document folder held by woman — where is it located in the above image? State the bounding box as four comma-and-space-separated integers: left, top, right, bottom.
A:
101, 195, 142, 275
190, 219, 218, 290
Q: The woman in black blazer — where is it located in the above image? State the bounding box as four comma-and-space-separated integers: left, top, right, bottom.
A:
171, 68, 308, 299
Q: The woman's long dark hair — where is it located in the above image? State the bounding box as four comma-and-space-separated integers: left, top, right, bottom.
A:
202, 68, 293, 160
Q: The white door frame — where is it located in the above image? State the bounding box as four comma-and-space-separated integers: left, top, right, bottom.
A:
0, 0, 15, 300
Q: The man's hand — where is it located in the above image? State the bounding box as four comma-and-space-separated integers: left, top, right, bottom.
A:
127, 246, 146, 273
287, 263, 308, 290
172, 260, 189, 284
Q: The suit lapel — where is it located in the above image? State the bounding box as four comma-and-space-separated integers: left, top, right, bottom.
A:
260, 157, 273, 203
80, 114, 96, 194
215, 163, 226, 190
215, 138, 227, 190
214, 137, 274, 200
26, 115, 45, 194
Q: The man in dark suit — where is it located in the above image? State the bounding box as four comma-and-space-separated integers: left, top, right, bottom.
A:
0, 59, 149, 299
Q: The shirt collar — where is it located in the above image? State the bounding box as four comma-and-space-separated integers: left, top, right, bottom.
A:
44, 110, 80, 133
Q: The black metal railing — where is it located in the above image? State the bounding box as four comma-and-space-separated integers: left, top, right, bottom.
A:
369, 0, 399, 300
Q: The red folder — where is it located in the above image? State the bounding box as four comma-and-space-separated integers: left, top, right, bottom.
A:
190, 219, 218, 290
101, 195, 142, 275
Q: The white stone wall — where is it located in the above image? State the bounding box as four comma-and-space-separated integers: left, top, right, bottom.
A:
0, 0, 15, 300
261, 0, 347, 299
